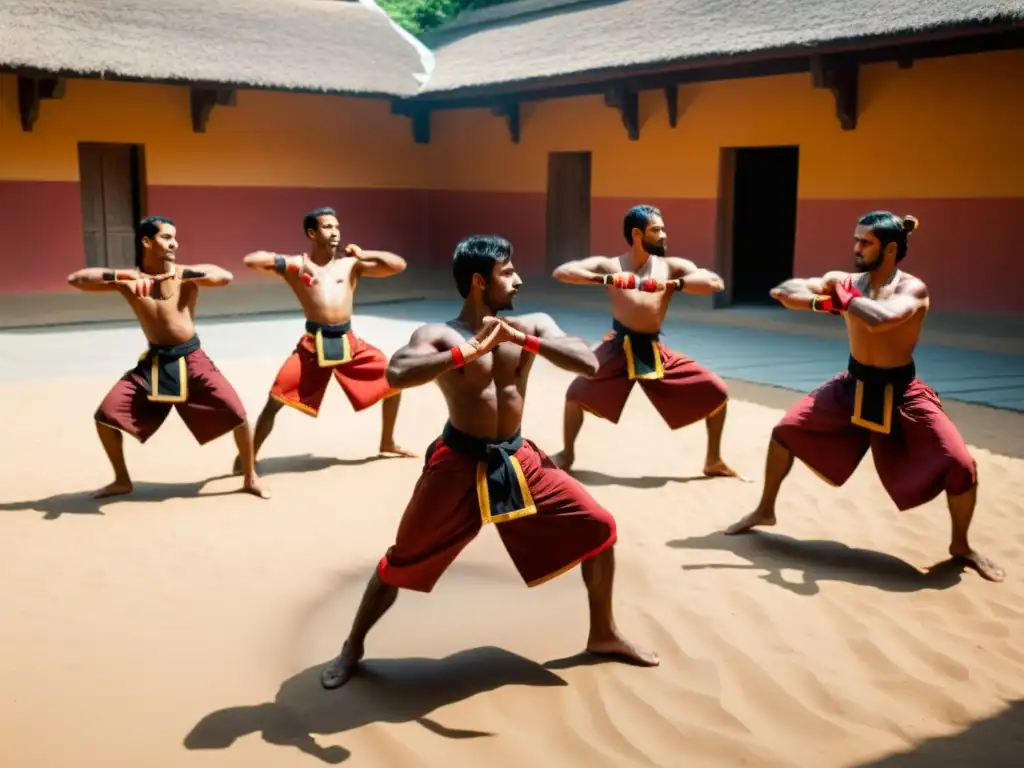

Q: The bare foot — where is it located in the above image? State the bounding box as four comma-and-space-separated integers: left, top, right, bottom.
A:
321, 641, 364, 689
94, 480, 133, 499
950, 546, 1006, 582
586, 631, 659, 666
550, 451, 575, 471
725, 508, 776, 535
243, 475, 271, 499
703, 459, 749, 481
379, 442, 416, 458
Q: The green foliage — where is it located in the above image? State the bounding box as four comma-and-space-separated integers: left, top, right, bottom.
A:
377, 0, 513, 36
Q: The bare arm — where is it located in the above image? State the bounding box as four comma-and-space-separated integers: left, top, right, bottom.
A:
507, 313, 598, 377
180, 264, 233, 288
552, 255, 615, 285
348, 245, 407, 278
386, 324, 462, 390
847, 278, 929, 332
242, 251, 283, 273
770, 271, 848, 311
66, 267, 137, 292
663, 257, 724, 294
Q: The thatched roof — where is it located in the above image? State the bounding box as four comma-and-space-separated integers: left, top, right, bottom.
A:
0, 0, 429, 97
421, 0, 1024, 96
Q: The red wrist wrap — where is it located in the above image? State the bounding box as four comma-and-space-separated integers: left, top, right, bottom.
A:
639, 278, 658, 292
832, 280, 863, 311
450, 345, 467, 368
522, 335, 540, 354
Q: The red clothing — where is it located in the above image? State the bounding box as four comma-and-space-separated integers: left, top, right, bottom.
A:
566, 320, 728, 429
94, 335, 246, 445
378, 424, 617, 593
270, 321, 397, 417
774, 357, 977, 510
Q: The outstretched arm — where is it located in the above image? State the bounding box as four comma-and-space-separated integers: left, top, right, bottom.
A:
770, 271, 847, 311
552, 256, 615, 285
847, 278, 929, 332
179, 264, 233, 288
348, 245, 407, 278
243, 251, 316, 285
67, 267, 134, 292
506, 313, 599, 377
664, 258, 725, 295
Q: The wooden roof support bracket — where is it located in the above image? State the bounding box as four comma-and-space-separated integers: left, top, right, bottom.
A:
491, 103, 521, 143
190, 87, 237, 133
664, 86, 679, 128
810, 55, 859, 131
388, 100, 430, 144
604, 87, 640, 141
17, 75, 66, 132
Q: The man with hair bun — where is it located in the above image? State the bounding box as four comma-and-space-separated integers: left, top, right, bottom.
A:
727, 211, 1004, 582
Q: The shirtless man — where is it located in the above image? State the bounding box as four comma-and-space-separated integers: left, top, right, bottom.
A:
68, 215, 267, 499
320, 234, 659, 689
550, 204, 738, 477
238, 207, 413, 471
726, 211, 1004, 582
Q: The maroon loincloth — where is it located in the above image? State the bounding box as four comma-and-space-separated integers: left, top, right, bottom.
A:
377, 423, 617, 593
565, 319, 728, 429
94, 335, 247, 445
773, 356, 977, 510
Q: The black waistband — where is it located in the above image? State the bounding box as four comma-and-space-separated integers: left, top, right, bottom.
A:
146, 335, 200, 359
612, 318, 660, 343
305, 320, 352, 337
847, 356, 916, 388
442, 421, 524, 462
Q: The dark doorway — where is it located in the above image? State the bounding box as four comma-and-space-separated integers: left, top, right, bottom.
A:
78, 142, 147, 269
545, 151, 591, 270
726, 146, 799, 305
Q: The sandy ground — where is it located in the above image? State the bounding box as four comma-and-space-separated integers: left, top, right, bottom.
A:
1, 317, 1023, 768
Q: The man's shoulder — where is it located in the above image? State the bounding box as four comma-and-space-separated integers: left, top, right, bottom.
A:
505, 312, 556, 335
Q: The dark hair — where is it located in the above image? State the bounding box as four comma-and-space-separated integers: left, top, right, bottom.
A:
137, 215, 174, 267
623, 205, 662, 246
303, 207, 337, 235
452, 235, 513, 298
858, 211, 919, 263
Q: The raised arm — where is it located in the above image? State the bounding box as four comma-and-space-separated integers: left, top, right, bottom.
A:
552, 255, 615, 285
847, 277, 929, 332
386, 321, 506, 389
663, 257, 725, 295
504, 313, 599, 377
179, 264, 233, 288
770, 271, 848, 311
347, 245, 407, 278
242, 251, 316, 285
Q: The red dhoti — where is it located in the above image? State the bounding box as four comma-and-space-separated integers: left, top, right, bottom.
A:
774, 356, 977, 510
377, 423, 618, 592
270, 320, 398, 417
94, 335, 247, 445
566, 319, 728, 429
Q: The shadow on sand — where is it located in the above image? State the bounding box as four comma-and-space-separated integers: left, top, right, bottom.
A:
250, 453, 406, 477
569, 469, 718, 490
667, 531, 966, 596
184, 645, 599, 764
854, 698, 1024, 767
0, 480, 241, 520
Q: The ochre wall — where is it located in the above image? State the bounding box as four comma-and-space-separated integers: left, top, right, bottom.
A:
0, 77, 428, 293
424, 50, 1024, 315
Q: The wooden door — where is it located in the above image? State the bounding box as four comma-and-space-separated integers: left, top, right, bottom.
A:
545, 152, 591, 270
78, 143, 143, 268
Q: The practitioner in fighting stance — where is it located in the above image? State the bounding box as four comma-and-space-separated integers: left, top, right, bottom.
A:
726, 212, 1004, 582
320, 234, 659, 689
68, 216, 267, 499
238, 207, 413, 471
550, 205, 738, 477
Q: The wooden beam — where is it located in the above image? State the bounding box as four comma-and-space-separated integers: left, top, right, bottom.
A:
664, 86, 679, 128
17, 75, 66, 132
810, 55, 859, 130
411, 110, 431, 144
604, 87, 639, 141
190, 87, 236, 133
491, 103, 521, 143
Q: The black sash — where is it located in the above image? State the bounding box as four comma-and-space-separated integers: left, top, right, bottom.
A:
306, 320, 352, 367
848, 356, 915, 435
612, 318, 664, 380
441, 422, 537, 525
135, 335, 201, 403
